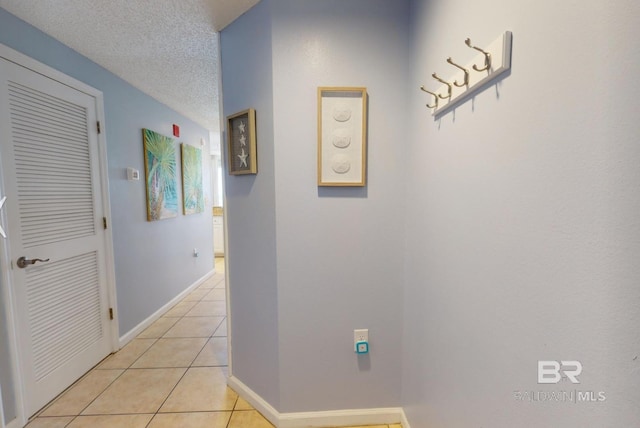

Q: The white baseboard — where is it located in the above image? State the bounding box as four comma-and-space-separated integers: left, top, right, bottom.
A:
118, 269, 215, 347
228, 375, 405, 428
0, 385, 4, 428
4, 418, 19, 428
227, 376, 280, 426
279, 407, 404, 428
400, 408, 411, 428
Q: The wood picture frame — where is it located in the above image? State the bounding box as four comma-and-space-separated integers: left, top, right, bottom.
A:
317, 87, 367, 186
180, 143, 204, 215
142, 128, 178, 221
227, 108, 257, 175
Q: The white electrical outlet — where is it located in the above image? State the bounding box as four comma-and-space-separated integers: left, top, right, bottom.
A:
193, 248, 199, 257
354, 329, 368, 353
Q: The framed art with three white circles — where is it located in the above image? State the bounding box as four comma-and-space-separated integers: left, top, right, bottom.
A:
317, 87, 367, 187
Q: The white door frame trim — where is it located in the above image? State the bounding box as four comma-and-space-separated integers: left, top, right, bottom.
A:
213, 31, 233, 379
0, 383, 5, 427
0, 42, 119, 427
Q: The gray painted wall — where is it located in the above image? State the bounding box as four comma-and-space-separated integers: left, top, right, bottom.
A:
271, 0, 408, 412
4, 0, 631, 424
222, 0, 640, 424
402, 0, 640, 426
221, 0, 408, 413
220, 0, 281, 409
0, 7, 214, 422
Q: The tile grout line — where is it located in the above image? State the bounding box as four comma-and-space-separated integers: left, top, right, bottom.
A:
114, 335, 162, 371
140, 312, 192, 427
70, 366, 130, 420
29, 345, 135, 425
145, 380, 187, 428
141, 281, 224, 426
225, 393, 240, 428
29, 274, 229, 427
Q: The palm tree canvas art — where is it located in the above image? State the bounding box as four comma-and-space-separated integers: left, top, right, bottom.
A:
143, 129, 178, 221
181, 143, 204, 215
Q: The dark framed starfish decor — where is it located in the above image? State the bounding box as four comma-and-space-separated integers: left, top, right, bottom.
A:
227, 108, 257, 175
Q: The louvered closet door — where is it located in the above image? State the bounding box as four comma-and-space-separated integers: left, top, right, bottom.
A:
0, 58, 112, 417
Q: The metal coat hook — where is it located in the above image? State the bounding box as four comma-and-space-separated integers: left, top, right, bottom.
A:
432, 73, 452, 99
420, 31, 512, 116
446, 57, 469, 87
419, 86, 439, 109
465, 38, 492, 72
0, 196, 6, 238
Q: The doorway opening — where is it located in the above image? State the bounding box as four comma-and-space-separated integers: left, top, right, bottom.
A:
210, 132, 225, 273
209, 128, 230, 378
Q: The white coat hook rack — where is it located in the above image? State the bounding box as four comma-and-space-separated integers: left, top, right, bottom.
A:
420, 31, 512, 118
0, 196, 6, 238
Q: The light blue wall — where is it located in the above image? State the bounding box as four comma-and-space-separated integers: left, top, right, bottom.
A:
402, 0, 640, 426
271, 0, 408, 412
0, 7, 214, 421
222, 0, 640, 424
221, 0, 409, 413
220, 0, 281, 408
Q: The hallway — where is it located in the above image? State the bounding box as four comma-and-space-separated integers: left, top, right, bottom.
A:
24, 267, 403, 428
24, 271, 273, 428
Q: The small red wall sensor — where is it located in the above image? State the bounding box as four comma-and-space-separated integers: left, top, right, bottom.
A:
172, 124, 180, 137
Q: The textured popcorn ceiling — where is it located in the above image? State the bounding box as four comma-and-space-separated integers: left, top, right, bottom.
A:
0, 0, 260, 132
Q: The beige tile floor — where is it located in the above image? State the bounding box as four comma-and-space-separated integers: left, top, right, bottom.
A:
27, 259, 401, 428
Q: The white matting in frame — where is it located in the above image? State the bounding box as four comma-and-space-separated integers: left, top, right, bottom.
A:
317, 87, 367, 186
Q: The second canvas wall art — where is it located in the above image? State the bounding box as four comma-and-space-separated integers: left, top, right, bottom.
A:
143, 129, 205, 221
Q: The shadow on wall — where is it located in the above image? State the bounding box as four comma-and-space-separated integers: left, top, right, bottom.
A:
225, 175, 258, 198
318, 187, 368, 198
